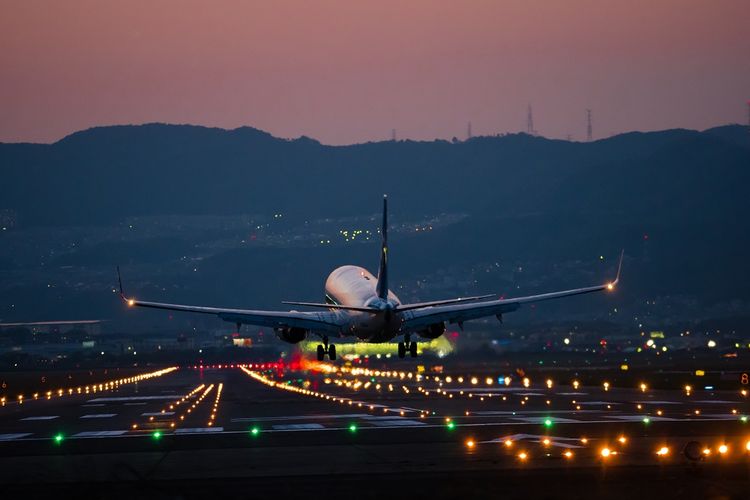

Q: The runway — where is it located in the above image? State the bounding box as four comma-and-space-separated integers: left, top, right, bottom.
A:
1, 362, 749, 498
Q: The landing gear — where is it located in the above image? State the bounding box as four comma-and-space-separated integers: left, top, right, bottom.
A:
316, 336, 337, 361
398, 342, 406, 358
398, 335, 418, 358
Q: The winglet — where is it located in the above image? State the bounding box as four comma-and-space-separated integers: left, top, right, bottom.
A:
607, 250, 624, 290
117, 266, 135, 306
117, 266, 125, 298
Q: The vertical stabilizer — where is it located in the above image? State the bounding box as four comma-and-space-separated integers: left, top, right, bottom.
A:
376, 195, 389, 299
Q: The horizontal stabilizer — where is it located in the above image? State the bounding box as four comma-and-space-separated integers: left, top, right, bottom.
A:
396, 294, 496, 311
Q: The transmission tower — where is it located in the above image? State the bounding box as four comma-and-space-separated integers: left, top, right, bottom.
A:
586, 109, 593, 142
527, 104, 535, 135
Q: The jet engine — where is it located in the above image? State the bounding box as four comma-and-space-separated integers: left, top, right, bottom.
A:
417, 322, 446, 339
275, 326, 307, 344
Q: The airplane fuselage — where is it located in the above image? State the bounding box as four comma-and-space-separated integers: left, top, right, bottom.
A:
324, 265, 402, 342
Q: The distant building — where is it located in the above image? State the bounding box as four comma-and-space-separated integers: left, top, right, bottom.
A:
0, 320, 102, 338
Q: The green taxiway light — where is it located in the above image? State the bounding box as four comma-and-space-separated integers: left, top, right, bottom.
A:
348, 424, 357, 433
544, 418, 553, 427
741, 416, 748, 423
53, 433, 64, 444
250, 427, 260, 437
447, 421, 456, 430
152, 431, 162, 440
642, 417, 651, 424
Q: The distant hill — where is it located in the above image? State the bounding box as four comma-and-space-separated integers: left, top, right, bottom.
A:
1, 123, 749, 326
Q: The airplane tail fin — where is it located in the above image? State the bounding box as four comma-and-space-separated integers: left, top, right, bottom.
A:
375, 195, 389, 300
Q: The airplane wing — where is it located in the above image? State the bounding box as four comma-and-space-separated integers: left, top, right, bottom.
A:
117, 270, 343, 334
401, 252, 623, 331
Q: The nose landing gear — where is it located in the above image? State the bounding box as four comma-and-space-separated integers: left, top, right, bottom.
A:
316, 337, 337, 361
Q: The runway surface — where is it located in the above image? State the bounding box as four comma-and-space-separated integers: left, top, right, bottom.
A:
1, 362, 749, 498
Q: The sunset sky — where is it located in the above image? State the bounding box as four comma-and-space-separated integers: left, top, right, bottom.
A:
1, 0, 748, 144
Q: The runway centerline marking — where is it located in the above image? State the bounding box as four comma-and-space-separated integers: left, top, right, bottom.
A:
367, 419, 426, 427
231, 413, 368, 422
73, 430, 127, 437
174, 427, 224, 434
0, 433, 32, 441
142, 412, 174, 416
88, 396, 179, 402
272, 423, 325, 430
80, 414, 117, 419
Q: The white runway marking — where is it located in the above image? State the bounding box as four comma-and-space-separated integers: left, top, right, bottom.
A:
633, 401, 681, 405
512, 416, 581, 423
73, 430, 127, 437
123, 402, 147, 406
368, 419, 426, 427
174, 427, 223, 434
694, 400, 736, 404
81, 404, 106, 407
80, 414, 117, 419
557, 392, 588, 396
232, 414, 367, 422
0, 433, 32, 441
577, 401, 621, 406
20, 416, 59, 421
272, 423, 325, 430
607, 415, 677, 421
142, 412, 174, 416
88, 396, 178, 402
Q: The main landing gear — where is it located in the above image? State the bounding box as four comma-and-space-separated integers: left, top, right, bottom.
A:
398, 334, 418, 358
316, 337, 336, 361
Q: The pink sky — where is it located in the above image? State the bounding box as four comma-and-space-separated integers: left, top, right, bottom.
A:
1, 0, 749, 144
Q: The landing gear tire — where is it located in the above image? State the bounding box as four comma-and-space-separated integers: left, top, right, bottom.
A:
398, 342, 406, 358
316, 345, 325, 361
328, 344, 337, 361
409, 341, 418, 358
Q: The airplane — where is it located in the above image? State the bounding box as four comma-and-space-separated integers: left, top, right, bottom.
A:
118, 196, 622, 361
